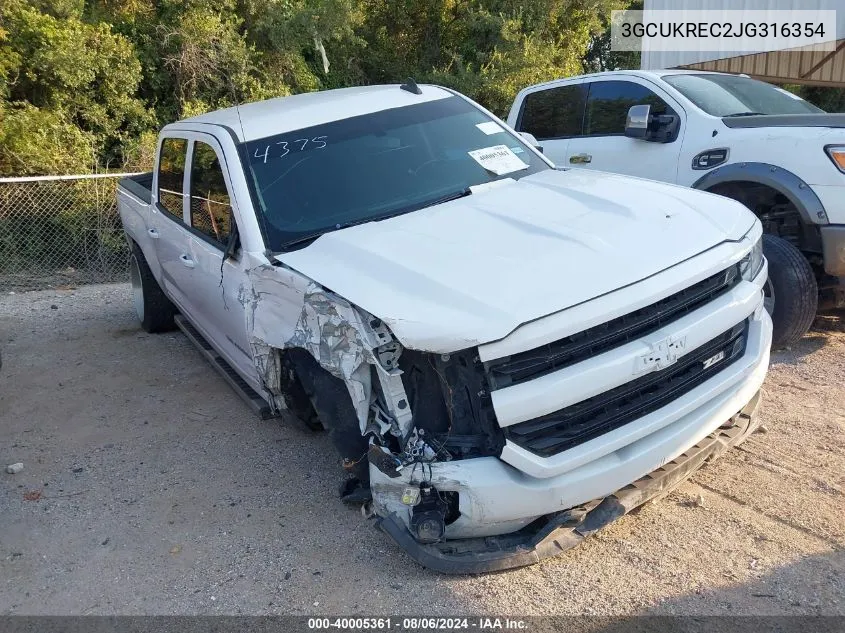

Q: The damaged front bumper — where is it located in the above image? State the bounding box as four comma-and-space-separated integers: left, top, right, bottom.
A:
376, 390, 762, 574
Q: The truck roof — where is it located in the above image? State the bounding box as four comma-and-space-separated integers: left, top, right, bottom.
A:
172, 84, 453, 142
516, 69, 732, 93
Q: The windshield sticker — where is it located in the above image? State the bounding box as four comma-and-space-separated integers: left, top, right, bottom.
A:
468, 145, 529, 175
476, 121, 505, 135
509, 146, 525, 154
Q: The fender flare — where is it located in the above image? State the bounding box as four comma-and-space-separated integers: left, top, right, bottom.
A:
692, 162, 828, 225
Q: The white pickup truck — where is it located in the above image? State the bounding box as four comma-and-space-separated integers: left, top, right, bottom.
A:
118, 82, 771, 573
508, 69, 845, 348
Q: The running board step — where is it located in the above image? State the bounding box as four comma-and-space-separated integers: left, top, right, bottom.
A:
174, 315, 277, 420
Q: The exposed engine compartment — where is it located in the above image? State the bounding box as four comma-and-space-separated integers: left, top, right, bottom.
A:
395, 349, 504, 460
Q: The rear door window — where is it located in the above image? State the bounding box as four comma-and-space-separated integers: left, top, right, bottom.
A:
517, 85, 587, 140
157, 137, 188, 219
584, 81, 675, 136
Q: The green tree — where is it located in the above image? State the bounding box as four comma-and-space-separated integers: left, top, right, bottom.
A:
1, 0, 625, 173
583, 0, 640, 72
0, 0, 150, 174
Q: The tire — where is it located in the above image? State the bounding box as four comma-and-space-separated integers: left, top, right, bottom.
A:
287, 349, 370, 482
280, 359, 325, 432
129, 242, 176, 333
762, 234, 817, 349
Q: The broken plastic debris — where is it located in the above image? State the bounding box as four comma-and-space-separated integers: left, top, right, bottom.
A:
403, 428, 437, 462
6, 463, 23, 475
367, 444, 402, 478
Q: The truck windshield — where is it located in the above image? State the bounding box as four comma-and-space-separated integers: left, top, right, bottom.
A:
663, 73, 823, 117
241, 96, 549, 251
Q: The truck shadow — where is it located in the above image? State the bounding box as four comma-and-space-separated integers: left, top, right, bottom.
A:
770, 333, 829, 365
813, 312, 844, 334
585, 550, 845, 627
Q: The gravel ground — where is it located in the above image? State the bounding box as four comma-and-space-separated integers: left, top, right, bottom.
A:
0, 283, 843, 616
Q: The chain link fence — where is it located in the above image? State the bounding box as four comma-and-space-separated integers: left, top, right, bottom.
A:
0, 174, 138, 292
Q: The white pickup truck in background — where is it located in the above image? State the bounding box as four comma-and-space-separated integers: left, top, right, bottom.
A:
118, 82, 771, 573
508, 69, 845, 348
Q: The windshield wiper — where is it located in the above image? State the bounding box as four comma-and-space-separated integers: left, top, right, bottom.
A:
277, 188, 473, 252
416, 186, 472, 210
278, 231, 329, 251
724, 111, 766, 117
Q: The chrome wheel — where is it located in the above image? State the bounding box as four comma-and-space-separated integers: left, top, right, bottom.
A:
763, 276, 775, 315
129, 253, 145, 322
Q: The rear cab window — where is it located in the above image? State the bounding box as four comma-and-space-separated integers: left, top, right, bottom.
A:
584, 80, 676, 136
157, 137, 187, 218
517, 84, 587, 140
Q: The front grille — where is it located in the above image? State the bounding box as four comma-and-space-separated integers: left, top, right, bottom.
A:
505, 320, 749, 457
485, 265, 741, 389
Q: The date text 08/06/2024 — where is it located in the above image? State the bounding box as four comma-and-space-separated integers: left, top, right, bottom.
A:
307, 617, 529, 630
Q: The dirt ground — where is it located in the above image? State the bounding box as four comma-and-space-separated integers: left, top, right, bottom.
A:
1, 283, 843, 616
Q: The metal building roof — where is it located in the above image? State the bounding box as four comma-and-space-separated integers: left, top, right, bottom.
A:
672, 42, 845, 87
640, 0, 845, 87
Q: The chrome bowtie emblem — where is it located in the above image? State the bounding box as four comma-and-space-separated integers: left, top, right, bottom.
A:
635, 335, 687, 374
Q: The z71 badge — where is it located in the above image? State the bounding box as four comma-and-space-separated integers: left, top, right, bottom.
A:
702, 350, 726, 369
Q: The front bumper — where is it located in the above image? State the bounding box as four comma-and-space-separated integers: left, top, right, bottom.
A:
376, 390, 763, 574
371, 299, 770, 532
371, 284, 771, 572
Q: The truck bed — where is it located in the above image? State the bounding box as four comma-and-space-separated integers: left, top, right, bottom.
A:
119, 172, 153, 204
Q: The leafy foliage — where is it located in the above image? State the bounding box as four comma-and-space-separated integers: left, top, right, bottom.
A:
1, 0, 151, 174
1, 0, 629, 175
795, 86, 845, 112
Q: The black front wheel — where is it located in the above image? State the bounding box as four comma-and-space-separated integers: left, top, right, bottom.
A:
762, 234, 817, 349
129, 242, 177, 333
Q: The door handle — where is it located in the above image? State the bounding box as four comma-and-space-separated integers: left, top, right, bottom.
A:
569, 153, 592, 164
147, 228, 160, 239
179, 254, 195, 269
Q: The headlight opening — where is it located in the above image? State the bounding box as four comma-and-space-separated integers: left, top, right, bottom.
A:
740, 236, 764, 281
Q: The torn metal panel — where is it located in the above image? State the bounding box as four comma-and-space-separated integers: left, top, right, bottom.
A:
286, 288, 374, 426
244, 265, 312, 412
245, 264, 413, 435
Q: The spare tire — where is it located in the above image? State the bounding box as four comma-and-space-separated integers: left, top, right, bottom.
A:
762, 234, 817, 349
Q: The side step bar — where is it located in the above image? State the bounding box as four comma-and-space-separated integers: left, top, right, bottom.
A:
174, 315, 277, 420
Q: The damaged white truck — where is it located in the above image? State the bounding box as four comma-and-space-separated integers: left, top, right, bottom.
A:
118, 82, 772, 573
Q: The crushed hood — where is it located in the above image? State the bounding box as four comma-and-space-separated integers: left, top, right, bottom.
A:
275, 169, 755, 353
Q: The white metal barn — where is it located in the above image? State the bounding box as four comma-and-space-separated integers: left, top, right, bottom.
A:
640, 0, 845, 87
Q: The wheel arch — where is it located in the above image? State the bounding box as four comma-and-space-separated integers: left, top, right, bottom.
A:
692, 162, 828, 225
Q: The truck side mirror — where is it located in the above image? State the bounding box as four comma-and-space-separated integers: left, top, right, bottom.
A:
624, 104, 651, 140
651, 113, 681, 143
519, 132, 544, 153
224, 221, 240, 261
